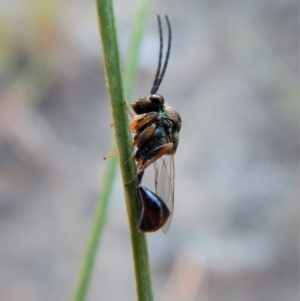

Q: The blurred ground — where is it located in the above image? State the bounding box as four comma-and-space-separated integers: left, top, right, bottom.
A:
0, 0, 299, 300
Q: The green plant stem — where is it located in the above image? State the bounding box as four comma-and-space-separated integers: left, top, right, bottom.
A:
96, 1, 154, 301
72, 1, 154, 301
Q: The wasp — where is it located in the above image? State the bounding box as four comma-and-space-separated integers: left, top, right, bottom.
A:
130, 15, 182, 232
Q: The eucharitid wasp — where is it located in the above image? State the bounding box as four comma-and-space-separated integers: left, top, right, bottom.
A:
130, 15, 182, 233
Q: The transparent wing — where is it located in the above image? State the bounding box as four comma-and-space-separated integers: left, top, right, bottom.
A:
153, 154, 175, 233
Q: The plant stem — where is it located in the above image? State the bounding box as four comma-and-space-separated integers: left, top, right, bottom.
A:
73, 1, 154, 301
96, 0, 154, 300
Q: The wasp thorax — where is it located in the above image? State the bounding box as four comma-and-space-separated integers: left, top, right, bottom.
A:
164, 104, 182, 131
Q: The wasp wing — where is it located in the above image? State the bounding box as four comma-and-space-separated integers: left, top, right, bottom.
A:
153, 154, 175, 233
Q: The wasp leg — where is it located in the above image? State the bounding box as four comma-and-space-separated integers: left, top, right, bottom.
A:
104, 135, 135, 161
103, 150, 119, 160
124, 101, 134, 118
134, 123, 156, 148
125, 143, 173, 186
125, 124, 156, 164
130, 112, 158, 133
138, 143, 173, 172
125, 149, 136, 165
124, 158, 143, 186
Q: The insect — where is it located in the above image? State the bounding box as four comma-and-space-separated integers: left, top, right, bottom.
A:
130, 15, 182, 232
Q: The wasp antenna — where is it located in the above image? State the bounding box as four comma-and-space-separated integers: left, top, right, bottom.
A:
150, 15, 163, 94
151, 15, 172, 95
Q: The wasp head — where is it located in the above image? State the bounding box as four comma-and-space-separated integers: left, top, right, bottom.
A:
131, 94, 164, 114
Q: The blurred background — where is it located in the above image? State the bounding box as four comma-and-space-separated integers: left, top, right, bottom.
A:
0, 0, 299, 300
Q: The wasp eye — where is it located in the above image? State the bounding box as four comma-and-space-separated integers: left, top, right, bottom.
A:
149, 94, 164, 105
